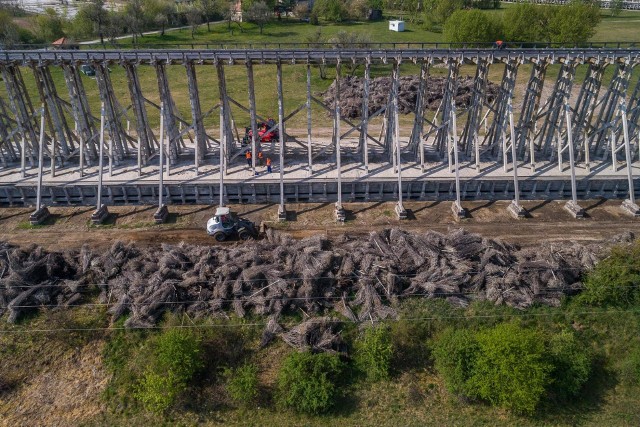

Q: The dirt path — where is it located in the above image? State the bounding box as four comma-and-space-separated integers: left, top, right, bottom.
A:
0, 199, 637, 251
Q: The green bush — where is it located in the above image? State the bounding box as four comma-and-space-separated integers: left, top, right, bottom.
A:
547, 330, 592, 399
579, 243, 640, 307
468, 323, 552, 415
276, 351, 345, 414
354, 325, 393, 381
621, 345, 640, 385
135, 329, 203, 413
225, 363, 260, 406
443, 9, 502, 44
432, 328, 479, 396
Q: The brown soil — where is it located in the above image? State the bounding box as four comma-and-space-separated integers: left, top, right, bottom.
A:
0, 199, 636, 251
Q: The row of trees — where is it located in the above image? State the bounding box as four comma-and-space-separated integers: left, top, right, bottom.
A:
443, 1, 601, 45
0, 0, 283, 46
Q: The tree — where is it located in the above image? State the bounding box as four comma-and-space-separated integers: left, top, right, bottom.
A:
424, 0, 470, 26
305, 28, 327, 78
329, 31, 372, 75
611, 0, 623, 17
443, 9, 502, 44
68, 6, 97, 40
223, 0, 243, 33
104, 12, 126, 46
312, 0, 349, 22
547, 1, 601, 46
36, 8, 66, 43
245, 1, 272, 35
143, 0, 175, 36
186, 7, 202, 39
197, 0, 218, 31
354, 325, 394, 381
276, 352, 345, 414
135, 329, 203, 413
432, 328, 479, 396
124, 0, 146, 43
579, 241, 640, 307
86, 0, 108, 44
547, 330, 592, 399
0, 11, 21, 48
468, 323, 552, 415
503, 3, 548, 44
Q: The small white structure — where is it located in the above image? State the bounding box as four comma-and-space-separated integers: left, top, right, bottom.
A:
389, 20, 405, 32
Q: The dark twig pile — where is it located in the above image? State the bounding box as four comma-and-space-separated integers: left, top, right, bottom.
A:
0, 229, 628, 351
322, 75, 500, 119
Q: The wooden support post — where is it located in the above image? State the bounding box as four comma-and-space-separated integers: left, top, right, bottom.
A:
620, 101, 640, 216
20, 134, 25, 178
91, 103, 109, 224
155, 102, 169, 223
185, 62, 206, 175
30, 106, 49, 225
393, 60, 407, 219
277, 61, 287, 221
507, 104, 526, 218
564, 104, 585, 218
306, 64, 313, 175
361, 59, 371, 174
335, 61, 345, 222
246, 60, 258, 175
451, 102, 466, 219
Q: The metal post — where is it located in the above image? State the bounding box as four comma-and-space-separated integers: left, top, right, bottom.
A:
36, 106, 45, 211
97, 103, 105, 209
159, 102, 164, 209
277, 61, 286, 220
306, 64, 313, 175
611, 128, 617, 172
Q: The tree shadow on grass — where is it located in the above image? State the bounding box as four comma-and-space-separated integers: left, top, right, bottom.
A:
534, 356, 617, 424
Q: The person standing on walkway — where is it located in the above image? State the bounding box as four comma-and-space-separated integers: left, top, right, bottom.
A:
246, 150, 252, 167
266, 157, 272, 173
258, 150, 264, 166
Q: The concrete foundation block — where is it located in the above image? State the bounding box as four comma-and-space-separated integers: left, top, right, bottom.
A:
395, 202, 408, 220
564, 200, 585, 219
153, 204, 169, 224
29, 206, 50, 225
335, 203, 346, 222
451, 201, 467, 219
507, 200, 527, 219
621, 199, 640, 217
277, 205, 287, 222
91, 204, 110, 224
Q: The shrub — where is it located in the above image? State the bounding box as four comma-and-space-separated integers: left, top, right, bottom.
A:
276, 352, 345, 414
468, 323, 552, 415
354, 325, 393, 381
432, 328, 479, 396
621, 345, 640, 385
547, 330, 592, 399
225, 363, 259, 406
312, 0, 349, 22
579, 243, 640, 307
135, 329, 203, 413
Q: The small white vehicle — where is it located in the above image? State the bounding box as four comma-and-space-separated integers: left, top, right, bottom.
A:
206, 207, 258, 242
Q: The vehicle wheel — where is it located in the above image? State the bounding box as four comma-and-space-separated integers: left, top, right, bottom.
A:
213, 232, 226, 242
238, 228, 253, 241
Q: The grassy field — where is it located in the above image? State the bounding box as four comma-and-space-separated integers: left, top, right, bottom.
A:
1, 297, 639, 426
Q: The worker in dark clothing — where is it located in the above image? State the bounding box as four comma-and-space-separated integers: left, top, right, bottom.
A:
246, 150, 252, 167
494, 40, 505, 50
258, 150, 264, 166
266, 157, 272, 173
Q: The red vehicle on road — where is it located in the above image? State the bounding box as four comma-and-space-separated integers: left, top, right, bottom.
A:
242, 119, 278, 144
